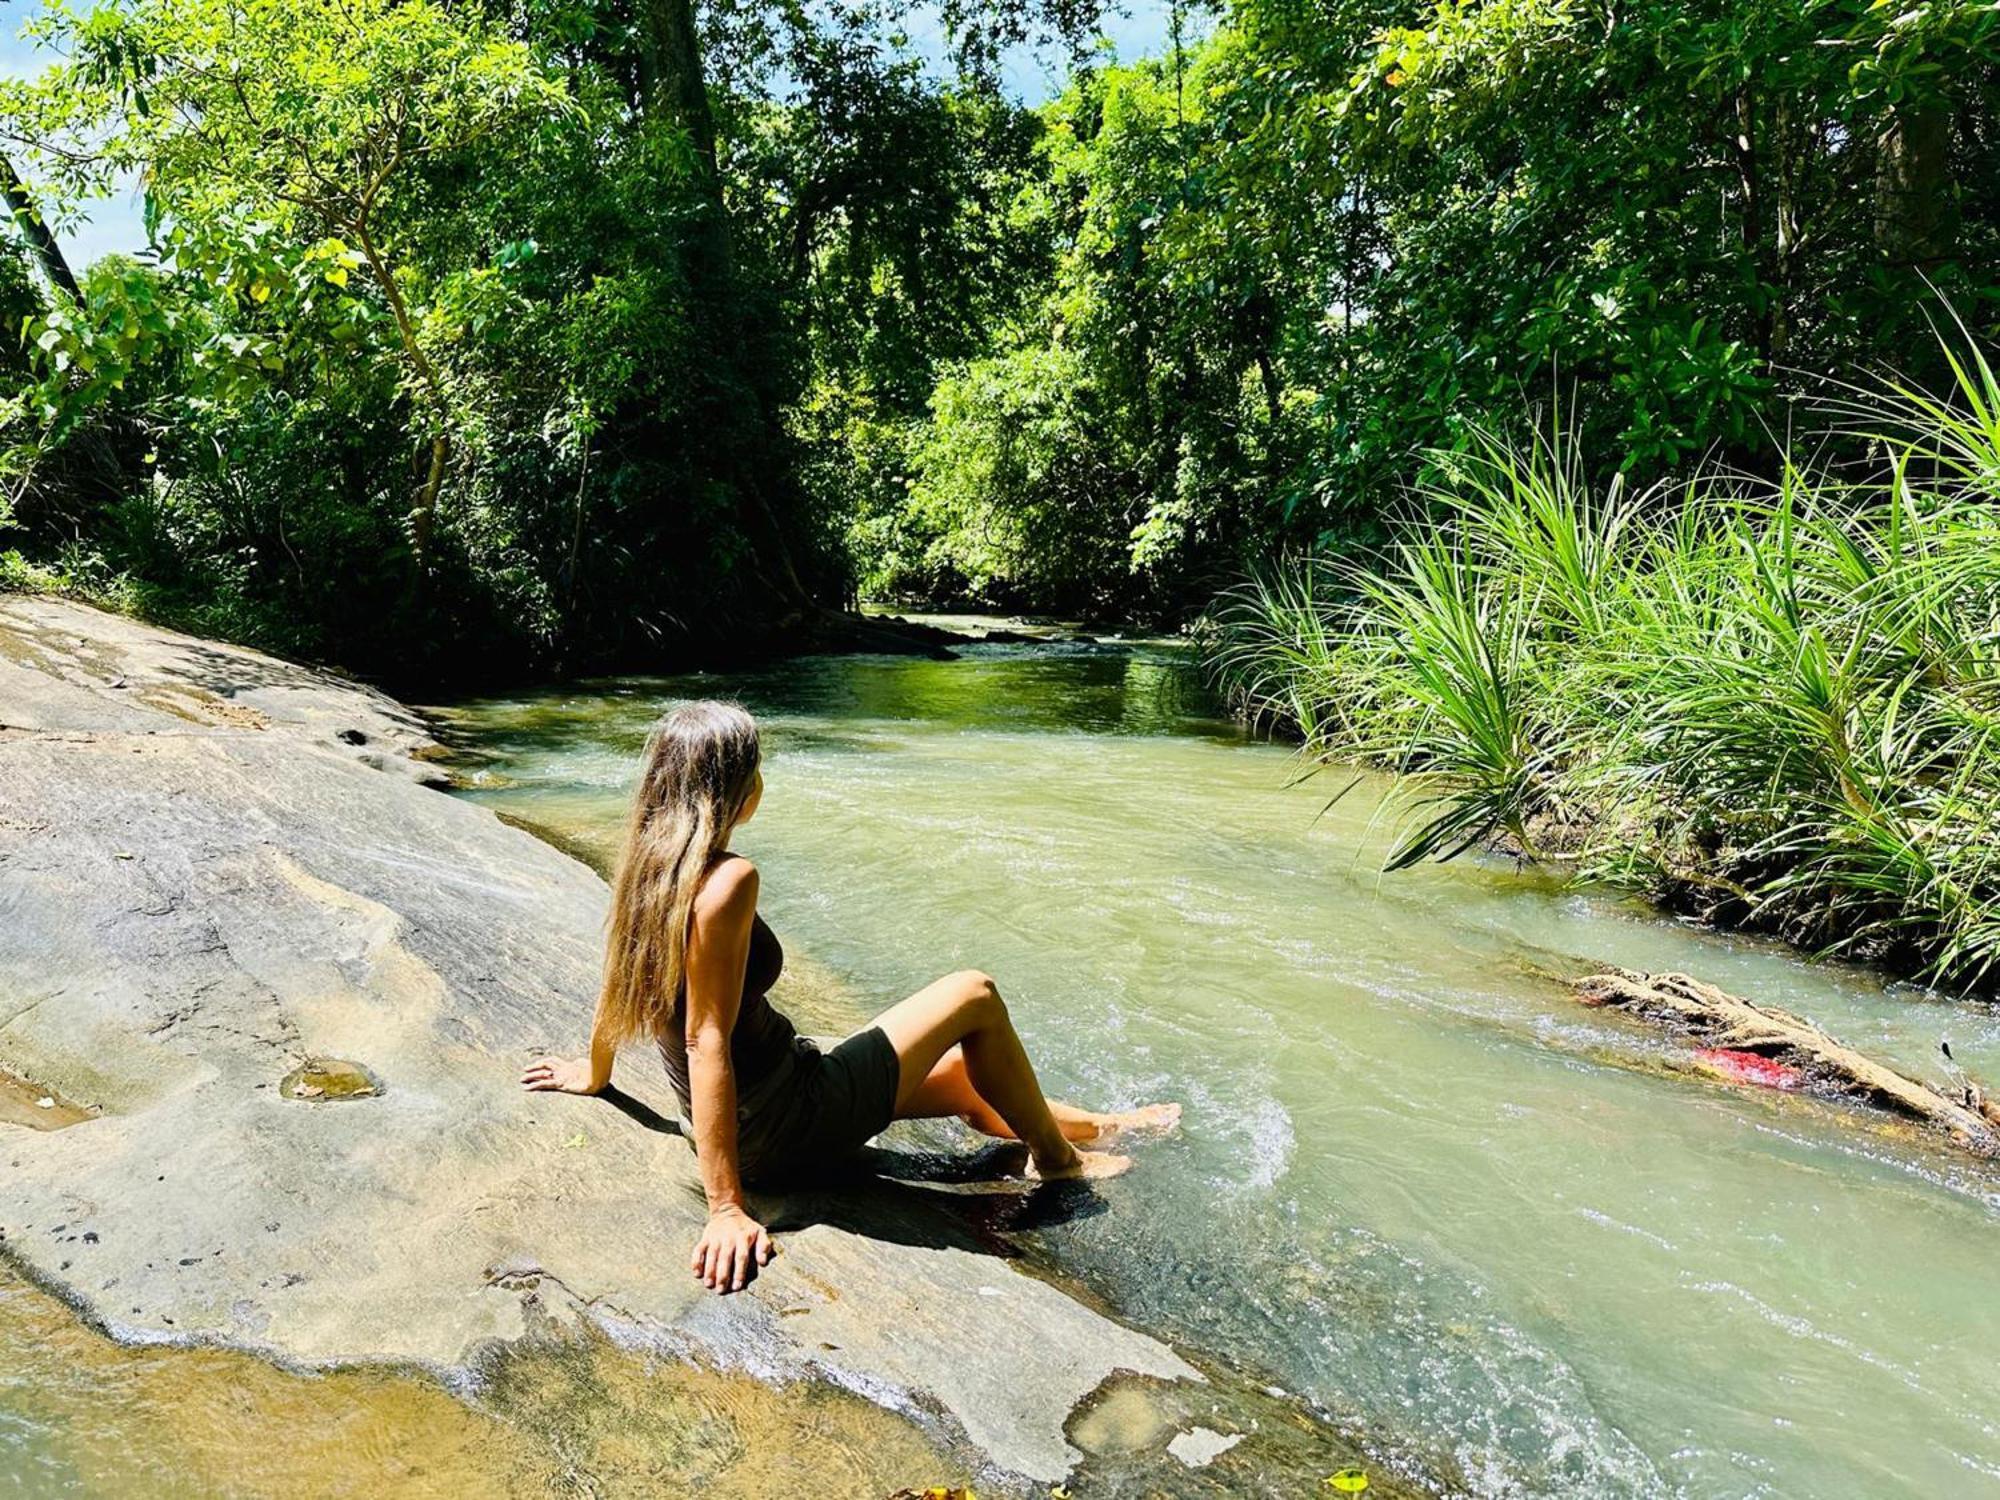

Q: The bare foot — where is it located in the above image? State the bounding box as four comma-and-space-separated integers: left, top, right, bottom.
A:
1089, 1101, 1182, 1140
1027, 1146, 1133, 1181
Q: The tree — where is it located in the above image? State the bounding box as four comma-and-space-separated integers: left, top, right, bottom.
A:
6, 0, 567, 565
0, 0, 1109, 675
1281, 0, 2000, 469
0, 151, 81, 306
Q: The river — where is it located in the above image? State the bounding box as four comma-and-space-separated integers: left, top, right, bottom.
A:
442, 624, 2000, 1499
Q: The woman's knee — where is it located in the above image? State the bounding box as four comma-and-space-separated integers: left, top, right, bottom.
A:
948, 968, 1004, 1024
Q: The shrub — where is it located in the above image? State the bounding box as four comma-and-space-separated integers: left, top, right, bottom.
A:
1210, 337, 2000, 991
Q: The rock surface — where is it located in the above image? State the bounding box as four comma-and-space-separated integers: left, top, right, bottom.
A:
0, 595, 1195, 1489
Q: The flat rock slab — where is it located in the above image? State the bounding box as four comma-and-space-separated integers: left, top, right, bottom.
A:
0, 593, 440, 779
0, 596, 1194, 1489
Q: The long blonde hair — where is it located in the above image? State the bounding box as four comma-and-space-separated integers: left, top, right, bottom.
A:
596, 700, 762, 1047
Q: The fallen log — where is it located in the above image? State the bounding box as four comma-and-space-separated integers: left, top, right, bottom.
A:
1574, 967, 2000, 1155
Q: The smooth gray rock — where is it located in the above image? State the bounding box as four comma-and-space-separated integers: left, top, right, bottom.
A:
0, 596, 1194, 1488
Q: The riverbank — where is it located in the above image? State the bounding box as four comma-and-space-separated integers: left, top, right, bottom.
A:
1208, 405, 2000, 1000
0, 566, 994, 696
0, 594, 1392, 1496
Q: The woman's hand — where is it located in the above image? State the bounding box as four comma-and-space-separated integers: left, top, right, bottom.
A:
519, 1055, 603, 1095
691, 1205, 775, 1294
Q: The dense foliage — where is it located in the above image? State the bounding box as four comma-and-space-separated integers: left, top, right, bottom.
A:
3, 0, 1998, 662
858, 40, 1318, 616
0, 0, 1074, 679
863, 0, 2000, 613
1212, 336, 2000, 991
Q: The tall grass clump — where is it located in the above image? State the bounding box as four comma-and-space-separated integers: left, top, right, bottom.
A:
1210, 341, 2000, 992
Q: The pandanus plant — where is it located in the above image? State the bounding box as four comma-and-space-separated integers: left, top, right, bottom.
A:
1210, 331, 2000, 992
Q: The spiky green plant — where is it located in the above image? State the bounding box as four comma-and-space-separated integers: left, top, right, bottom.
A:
1209, 335, 2000, 993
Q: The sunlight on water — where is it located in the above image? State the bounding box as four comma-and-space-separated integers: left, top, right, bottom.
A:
444, 634, 2000, 1499
0, 1257, 956, 1497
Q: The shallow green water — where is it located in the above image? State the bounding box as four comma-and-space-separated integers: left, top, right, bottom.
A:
445, 631, 2000, 1500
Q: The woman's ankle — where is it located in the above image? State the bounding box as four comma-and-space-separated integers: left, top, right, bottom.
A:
1031, 1139, 1081, 1171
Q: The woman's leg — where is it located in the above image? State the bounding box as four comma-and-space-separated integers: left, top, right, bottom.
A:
901, 1045, 1180, 1144
868, 969, 1129, 1178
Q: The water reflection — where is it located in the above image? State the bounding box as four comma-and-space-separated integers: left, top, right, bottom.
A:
440, 644, 1237, 762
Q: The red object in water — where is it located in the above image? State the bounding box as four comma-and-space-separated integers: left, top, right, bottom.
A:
1696, 1047, 1806, 1091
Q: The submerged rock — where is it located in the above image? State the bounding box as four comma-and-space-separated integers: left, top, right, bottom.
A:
278, 1057, 382, 1102
1167, 1425, 1244, 1467
0, 596, 1194, 1491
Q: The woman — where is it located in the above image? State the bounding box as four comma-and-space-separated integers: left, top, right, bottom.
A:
520, 700, 1178, 1295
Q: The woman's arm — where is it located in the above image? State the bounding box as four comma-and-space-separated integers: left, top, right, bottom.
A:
683, 859, 776, 1293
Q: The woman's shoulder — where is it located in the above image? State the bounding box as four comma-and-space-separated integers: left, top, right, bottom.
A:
694, 853, 759, 923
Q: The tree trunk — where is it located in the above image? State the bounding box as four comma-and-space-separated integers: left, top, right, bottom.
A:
1576, 968, 2000, 1154
353, 211, 451, 566
1875, 99, 1955, 267
0, 153, 83, 306
1730, 90, 1773, 367
634, 0, 817, 621
1769, 95, 1798, 365
636, 0, 720, 179
1244, 291, 1283, 428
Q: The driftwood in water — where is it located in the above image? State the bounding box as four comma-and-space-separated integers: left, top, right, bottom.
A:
1575, 968, 2000, 1154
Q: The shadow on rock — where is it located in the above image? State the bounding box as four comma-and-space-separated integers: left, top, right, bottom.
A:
592, 1086, 1111, 1258
751, 1138, 1110, 1259
597, 1084, 682, 1135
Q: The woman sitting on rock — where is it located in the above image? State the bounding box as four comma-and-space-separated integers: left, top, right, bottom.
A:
521, 700, 1178, 1295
